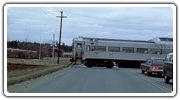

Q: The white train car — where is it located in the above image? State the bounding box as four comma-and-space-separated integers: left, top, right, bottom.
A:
71, 37, 173, 68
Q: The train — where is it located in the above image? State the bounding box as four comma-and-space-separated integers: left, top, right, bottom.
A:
70, 36, 173, 68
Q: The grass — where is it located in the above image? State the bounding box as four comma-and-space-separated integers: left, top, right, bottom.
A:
7, 57, 72, 86
7, 57, 71, 65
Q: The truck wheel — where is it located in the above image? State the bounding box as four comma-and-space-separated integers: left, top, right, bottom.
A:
157, 73, 163, 77
147, 72, 152, 76
164, 75, 170, 83
141, 70, 144, 74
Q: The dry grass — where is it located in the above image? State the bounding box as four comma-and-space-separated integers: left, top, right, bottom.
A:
7, 57, 72, 86
7, 57, 71, 65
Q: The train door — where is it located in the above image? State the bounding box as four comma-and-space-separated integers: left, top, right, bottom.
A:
75, 42, 83, 63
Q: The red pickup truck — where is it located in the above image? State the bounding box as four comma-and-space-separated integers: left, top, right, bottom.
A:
140, 58, 164, 76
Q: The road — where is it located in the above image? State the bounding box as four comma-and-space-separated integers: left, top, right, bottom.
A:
7, 64, 172, 93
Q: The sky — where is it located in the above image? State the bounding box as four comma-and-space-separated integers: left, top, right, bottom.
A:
7, 5, 173, 45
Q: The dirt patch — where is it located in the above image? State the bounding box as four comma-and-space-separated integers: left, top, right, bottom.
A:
7, 63, 44, 72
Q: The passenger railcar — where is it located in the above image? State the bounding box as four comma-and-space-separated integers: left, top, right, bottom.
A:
71, 37, 173, 68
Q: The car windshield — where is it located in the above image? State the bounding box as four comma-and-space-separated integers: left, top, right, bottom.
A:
153, 59, 164, 64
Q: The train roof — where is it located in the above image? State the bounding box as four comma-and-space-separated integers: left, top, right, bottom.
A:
74, 37, 173, 44
76, 37, 153, 43
149, 37, 173, 42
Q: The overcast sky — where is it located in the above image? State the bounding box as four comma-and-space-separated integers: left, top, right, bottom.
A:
7, 6, 173, 45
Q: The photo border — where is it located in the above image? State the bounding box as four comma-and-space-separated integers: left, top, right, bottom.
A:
3, 3, 177, 97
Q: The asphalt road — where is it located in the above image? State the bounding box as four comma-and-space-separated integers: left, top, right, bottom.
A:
7, 64, 173, 93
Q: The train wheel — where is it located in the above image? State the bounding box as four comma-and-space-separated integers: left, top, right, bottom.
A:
106, 61, 113, 69
85, 62, 92, 68
87, 66, 92, 68
106, 66, 113, 69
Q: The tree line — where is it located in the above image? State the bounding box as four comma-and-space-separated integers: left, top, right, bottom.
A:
7, 40, 72, 57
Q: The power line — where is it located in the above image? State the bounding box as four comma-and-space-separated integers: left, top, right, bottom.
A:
40, 8, 57, 18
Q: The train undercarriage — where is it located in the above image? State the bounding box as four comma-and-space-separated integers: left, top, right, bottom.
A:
83, 58, 143, 68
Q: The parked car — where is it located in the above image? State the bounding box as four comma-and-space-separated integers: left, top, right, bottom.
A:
163, 53, 173, 83
140, 58, 164, 76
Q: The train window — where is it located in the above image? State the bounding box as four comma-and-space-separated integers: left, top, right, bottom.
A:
76, 43, 82, 48
147, 60, 152, 64
150, 48, 162, 54
108, 46, 120, 52
145, 59, 150, 64
89, 46, 94, 51
122, 47, 134, 53
136, 48, 148, 53
162, 49, 173, 54
86, 46, 90, 51
94, 46, 106, 51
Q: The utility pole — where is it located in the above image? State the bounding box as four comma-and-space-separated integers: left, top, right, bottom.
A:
39, 36, 41, 60
52, 34, 55, 64
56, 11, 67, 64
